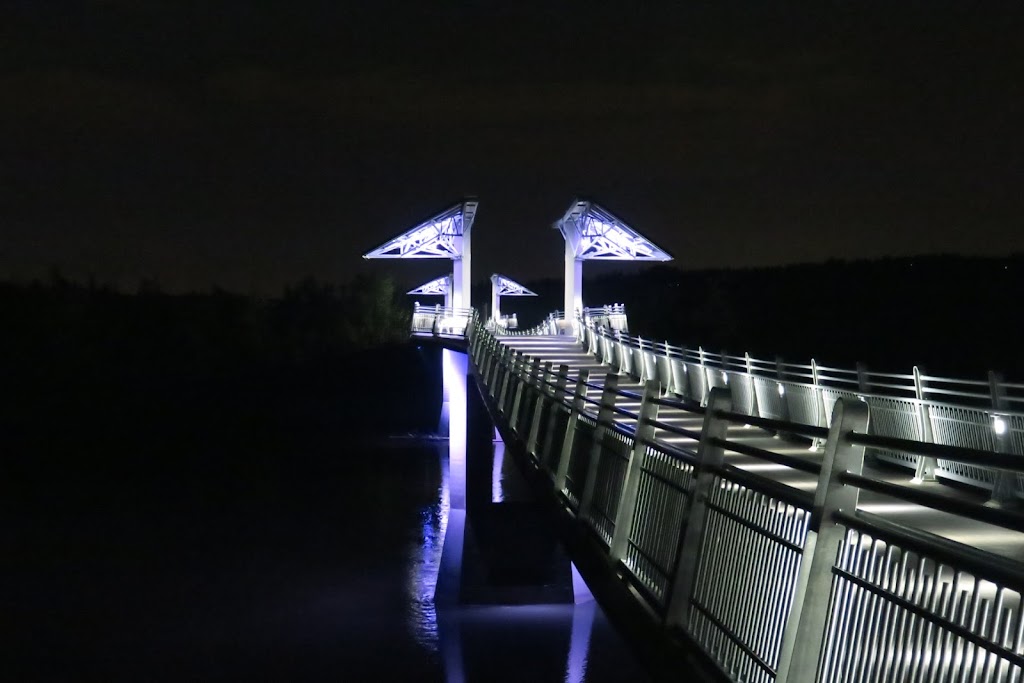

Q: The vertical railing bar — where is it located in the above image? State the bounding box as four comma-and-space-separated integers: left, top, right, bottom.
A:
608, 379, 662, 565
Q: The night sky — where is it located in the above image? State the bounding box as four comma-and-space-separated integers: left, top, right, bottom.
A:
2, 1, 1022, 294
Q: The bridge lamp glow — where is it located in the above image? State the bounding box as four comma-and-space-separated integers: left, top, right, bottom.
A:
778, 384, 786, 397
993, 416, 1007, 436
722, 371, 728, 384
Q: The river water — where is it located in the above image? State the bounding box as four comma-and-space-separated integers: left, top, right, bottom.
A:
4, 378, 649, 681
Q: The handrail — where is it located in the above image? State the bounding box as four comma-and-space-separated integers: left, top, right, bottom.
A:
465, 313, 1024, 682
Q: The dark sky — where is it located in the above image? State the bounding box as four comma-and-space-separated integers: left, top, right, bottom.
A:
2, 1, 1022, 293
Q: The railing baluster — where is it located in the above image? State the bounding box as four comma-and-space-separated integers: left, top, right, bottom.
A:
578, 373, 620, 522
609, 379, 661, 564
775, 397, 870, 683
554, 369, 590, 495
665, 387, 732, 628
509, 354, 534, 428
526, 361, 553, 456
912, 365, 939, 483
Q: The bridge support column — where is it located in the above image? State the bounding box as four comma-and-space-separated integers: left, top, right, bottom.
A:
490, 282, 500, 324
564, 243, 582, 330
435, 349, 469, 606
439, 347, 466, 437
438, 332, 577, 607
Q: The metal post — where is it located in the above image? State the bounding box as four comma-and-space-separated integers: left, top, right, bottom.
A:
676, 345, 690, 400
912, 365, 938, 483
616, 331, 629, 376
636, 337, 646, 381
855, 362, 869, 394
811, 358, 827, 450
665, 387, 732, 628
473, 320, 487, 361
475, 332, 488, 374
510, 354, 534, 429
698, 346, 709, 406
484, 338, 500, 389
555, 369, 590, 494
657, 341, 672, 396
988, 370, 1017, 506
538, 364, 571, 471
775, 398, 870, 683
578, 373, 619, 522
497, 348, 515, 410
609, 379, 661, 564
747, 352, 761, 419
526, 361, 553, 456
489, 344, 504, 400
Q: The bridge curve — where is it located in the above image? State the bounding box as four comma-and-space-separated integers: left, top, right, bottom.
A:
456, 307, 1024, 683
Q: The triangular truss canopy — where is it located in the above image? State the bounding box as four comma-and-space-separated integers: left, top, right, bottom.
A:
407, 275, 451, 296
556, 200, 672, 261
363, 200, 479, 259
490, 274, 537, 297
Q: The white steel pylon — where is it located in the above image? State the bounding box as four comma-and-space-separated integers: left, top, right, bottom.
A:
364, 199, 478, 309
407, 275, 452, 308
489, 273, 537, 323
555, 199, 672, 318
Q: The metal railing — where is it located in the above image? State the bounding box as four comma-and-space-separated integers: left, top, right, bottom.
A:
410, 303, 473, 337
468, 319, 1024, 683
564, 308, 1024, 505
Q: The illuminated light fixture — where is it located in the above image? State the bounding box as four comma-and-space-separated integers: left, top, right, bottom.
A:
363, 199, 478, 309
722, 371, 729, 384
778, 384, 786, 396
993, 416, 1007, 436
555, 199, 672, 319
490, 273, 537, 324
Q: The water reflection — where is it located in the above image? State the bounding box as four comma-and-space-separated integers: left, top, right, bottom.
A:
406, 441, 448, 653
491, 440, 505, 503
407, 441, 647, 682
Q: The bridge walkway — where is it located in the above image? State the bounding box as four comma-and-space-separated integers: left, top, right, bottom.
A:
496, 335, 1024, 564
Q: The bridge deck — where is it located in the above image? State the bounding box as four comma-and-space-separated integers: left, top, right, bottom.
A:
496, 335, 1024, 564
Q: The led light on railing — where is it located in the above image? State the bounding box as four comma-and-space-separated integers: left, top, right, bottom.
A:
993, 417, 1007, 436
778, 384, 786, 396
722, 371, 728, 384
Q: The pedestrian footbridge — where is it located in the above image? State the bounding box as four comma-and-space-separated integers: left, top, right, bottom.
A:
368, 198, 1023, 682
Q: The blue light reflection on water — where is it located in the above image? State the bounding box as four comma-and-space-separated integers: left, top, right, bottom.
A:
404, 442, 650, 683
406, 442, 448, 652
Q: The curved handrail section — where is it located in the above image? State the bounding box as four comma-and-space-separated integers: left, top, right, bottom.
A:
504, 303, 1024, 502
467, 316, 1024, 683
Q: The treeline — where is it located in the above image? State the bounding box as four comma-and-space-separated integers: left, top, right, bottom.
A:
0, 273, 411, 387
505, 255, 1024, 379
